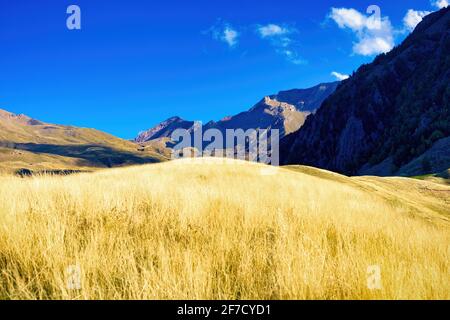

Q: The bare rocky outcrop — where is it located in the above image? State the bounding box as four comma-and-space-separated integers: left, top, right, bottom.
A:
135, 82, 339, 144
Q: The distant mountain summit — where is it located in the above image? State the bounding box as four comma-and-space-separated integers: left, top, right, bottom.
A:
0, 109, 47, 129
135, 82, 338, 144
135, 117, 195, 143
269, 83, 339, 112
281, 7, 450, 176
205, 95, 306, 137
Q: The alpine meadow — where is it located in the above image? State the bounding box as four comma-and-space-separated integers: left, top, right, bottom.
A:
0, 159, 449, 299
0, 2, 449, 303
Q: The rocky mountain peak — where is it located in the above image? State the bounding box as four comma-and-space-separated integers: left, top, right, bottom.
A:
135, 81, 339, 143
0, 109, 45, 126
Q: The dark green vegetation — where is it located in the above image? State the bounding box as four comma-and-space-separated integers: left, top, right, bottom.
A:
281, 7, 450, 177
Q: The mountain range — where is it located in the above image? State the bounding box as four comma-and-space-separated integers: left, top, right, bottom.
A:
0, 8, 449, 178
135, 82, 339, 144
0, 81, 338, 174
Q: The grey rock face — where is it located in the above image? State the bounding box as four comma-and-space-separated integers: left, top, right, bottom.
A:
135, 82, 339, 143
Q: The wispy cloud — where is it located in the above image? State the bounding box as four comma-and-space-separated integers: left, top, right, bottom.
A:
257, 24, 290, 38
207, 21, 239, 47
256, 23, 306, 65
205, 21, 306, 64
222, 27, 239, 47
329, 7, 395, 56
281, 50, 307, 65
331, 71, 350, 81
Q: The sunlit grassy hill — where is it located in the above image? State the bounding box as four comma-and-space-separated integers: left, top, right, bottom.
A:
0, 109, 167, 174
0, 158, 448, 300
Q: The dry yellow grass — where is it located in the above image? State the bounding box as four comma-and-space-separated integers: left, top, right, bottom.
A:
0, 109, 168, 174
0, 158, 449, 300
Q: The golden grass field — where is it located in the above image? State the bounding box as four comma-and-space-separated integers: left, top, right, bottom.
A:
0, 158, 449, 300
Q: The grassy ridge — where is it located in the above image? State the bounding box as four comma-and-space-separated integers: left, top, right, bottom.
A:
0, 109, 167, 174
0, 158, 448, 299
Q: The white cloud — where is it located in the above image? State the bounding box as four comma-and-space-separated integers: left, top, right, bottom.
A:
401, 0, 447, 34
330, 8, 367, 31
280, 49, 307, 65
222, 27, 239, 47
208, 21, 239, 47
432, 0, 449, 9
354, 36, 394, 56
403, 9, 431, 31
330, 7, 395, 56
258, 24, 289, 38
331, 71, 350, 81
256, 24, 305, 64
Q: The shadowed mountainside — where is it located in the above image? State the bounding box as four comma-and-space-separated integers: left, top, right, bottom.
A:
281, 7, 450, 177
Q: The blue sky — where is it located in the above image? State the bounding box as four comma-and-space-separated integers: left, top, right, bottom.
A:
0, 0, 447, 138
